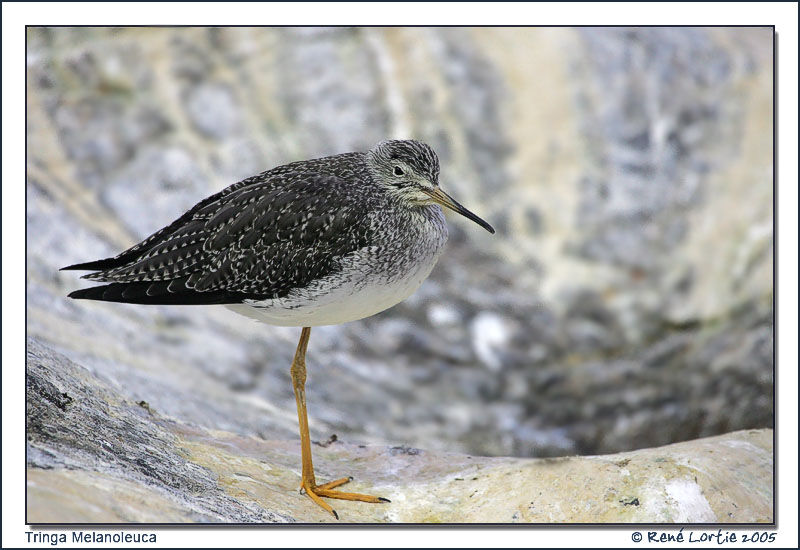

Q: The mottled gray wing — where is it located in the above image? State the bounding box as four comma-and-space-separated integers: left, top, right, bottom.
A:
67, 172, 375, 305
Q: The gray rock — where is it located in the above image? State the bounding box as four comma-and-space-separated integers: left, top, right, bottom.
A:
27, 27, 772, 463
27, 339, 292, 522
27, 338, 772, 523
185, 82, 243, 140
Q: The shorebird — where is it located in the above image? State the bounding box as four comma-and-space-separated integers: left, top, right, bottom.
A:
63, 139, 494, 519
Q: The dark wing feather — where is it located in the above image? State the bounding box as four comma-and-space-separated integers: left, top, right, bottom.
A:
60, 171, 273, 272
67, 280, 256, 305
66, 163, 376, 306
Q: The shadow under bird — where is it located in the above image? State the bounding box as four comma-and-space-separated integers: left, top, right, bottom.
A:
63, 139, 494, 519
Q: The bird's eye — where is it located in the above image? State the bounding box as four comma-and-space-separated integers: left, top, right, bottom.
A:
393, 166, 404, 176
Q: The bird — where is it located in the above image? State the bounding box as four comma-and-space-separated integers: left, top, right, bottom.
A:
62, 139, 495, 519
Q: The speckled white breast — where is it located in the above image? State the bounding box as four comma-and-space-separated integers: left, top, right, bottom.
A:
227, 206, 448, 327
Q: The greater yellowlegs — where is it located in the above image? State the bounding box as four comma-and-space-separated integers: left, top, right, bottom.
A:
63, 139, 495, 519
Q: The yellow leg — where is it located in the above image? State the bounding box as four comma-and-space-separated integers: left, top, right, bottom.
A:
290, 327, 389, 519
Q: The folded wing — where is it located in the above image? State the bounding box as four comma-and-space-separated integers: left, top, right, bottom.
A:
65, 171, 375, 305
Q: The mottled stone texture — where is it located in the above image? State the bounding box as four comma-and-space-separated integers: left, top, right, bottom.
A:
27, 339, 772, 523
27, 27, 772, 518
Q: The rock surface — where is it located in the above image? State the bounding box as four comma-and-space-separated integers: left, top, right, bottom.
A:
27, 339, 772, 523
26, 27, 773, 460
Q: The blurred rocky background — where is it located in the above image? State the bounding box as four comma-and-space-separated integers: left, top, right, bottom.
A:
27, 27, 773, 466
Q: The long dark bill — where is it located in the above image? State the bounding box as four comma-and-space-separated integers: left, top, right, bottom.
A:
425, 187, 495, 234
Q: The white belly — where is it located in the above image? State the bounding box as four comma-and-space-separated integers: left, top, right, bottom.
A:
227, 204, 449, 327
226, 245, 444, 327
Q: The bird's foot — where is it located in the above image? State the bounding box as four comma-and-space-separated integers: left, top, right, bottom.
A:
300, 477, 390, 519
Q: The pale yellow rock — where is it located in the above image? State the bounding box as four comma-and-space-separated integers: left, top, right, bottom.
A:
27, 469, 195, 523
28, 428, 772, 523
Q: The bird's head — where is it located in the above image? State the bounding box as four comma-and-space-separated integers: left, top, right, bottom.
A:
367, 139, 495, 234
